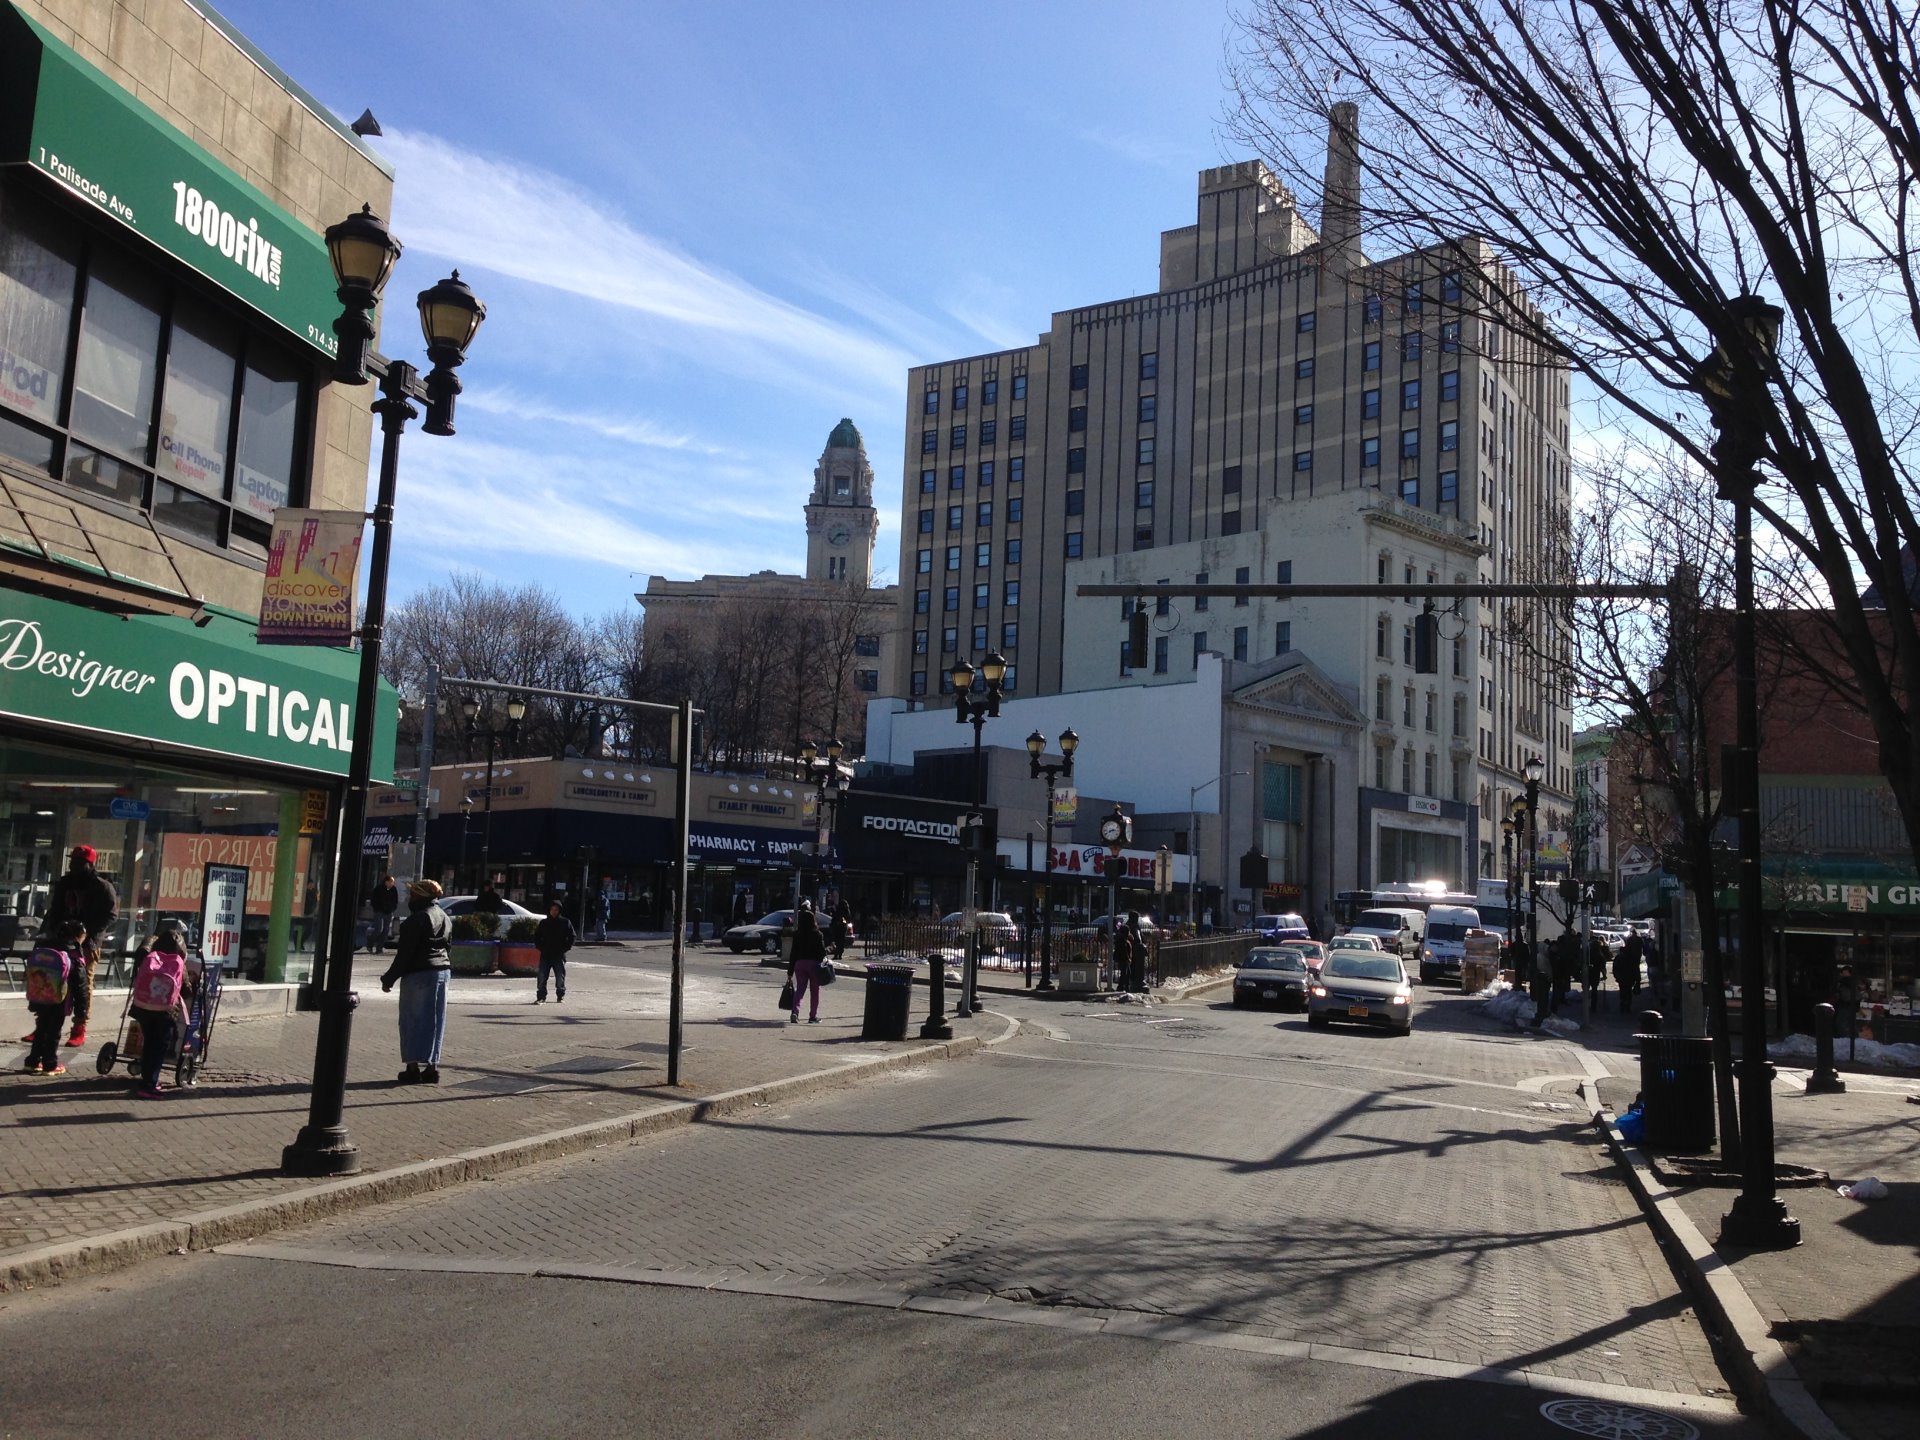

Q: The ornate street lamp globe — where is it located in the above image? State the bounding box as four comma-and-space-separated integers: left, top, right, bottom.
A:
1026, 730, 1046, 759
981, 651, 1008, 685
506, 695, 527, 725
799, 740, 817, 766
460, 695, 480, 724
1059, 727, 1079, 756
1523, 754, 1546, 785
325, 203, 400, 301
826, 737, 845, 763
950, 658, 976, 693
418, 269, 487, 367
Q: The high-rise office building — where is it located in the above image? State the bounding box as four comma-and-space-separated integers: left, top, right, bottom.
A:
889, 109, 1573, 886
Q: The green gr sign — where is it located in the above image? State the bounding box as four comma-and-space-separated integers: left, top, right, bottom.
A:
0, 589, 396, 782
0, 4, 346, 359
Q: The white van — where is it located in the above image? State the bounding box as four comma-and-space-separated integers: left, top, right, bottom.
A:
1346, 907, 1426, 962
1417, 903, 1481, 986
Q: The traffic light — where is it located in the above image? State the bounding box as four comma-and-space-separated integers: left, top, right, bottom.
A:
1414, 605, 1438, 674
1128, 600, 1149, 670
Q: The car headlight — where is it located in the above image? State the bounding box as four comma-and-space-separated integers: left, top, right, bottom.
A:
1390, 992, 1409, 1004
1310, 985, 1327, 997
1421, 947, 1433, 960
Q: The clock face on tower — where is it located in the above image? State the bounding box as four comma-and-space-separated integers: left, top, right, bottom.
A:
827, 523, 852, 548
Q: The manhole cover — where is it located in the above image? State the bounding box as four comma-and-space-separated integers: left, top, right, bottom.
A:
1539, 1398, 1699, 1440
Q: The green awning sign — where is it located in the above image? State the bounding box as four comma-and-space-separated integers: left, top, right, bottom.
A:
0, 588, 396, 782
0, 4, 345, 359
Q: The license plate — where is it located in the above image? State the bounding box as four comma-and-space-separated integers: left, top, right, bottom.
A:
1347, 1005, 1371, 1017
1262, 988, 1278, 999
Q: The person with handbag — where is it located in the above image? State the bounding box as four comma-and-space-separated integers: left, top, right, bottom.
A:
380, 879, 452, 1084
786, 901, 828, 1024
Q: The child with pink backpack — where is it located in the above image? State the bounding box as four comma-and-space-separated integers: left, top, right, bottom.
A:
127, 919, 191, 1099
22, 920, 87, 1075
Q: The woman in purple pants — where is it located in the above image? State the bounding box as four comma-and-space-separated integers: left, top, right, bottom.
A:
788, 904, 828, 1024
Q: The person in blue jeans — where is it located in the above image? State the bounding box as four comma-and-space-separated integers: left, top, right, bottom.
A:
533, 900, 575, 1004
380, 879, 451, 1084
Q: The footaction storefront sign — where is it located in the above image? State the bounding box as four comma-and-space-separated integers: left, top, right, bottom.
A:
0, 3, 344, 359
0, 589, 397, 781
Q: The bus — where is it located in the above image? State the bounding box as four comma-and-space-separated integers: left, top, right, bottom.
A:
1334, 881, 1479, 929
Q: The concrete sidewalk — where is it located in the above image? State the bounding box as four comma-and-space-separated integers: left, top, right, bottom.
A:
1476, 983, 1920, 1440
1, 946, 1002, 1291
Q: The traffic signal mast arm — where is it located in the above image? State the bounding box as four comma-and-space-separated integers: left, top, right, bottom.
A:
1081, 582, 1670, 601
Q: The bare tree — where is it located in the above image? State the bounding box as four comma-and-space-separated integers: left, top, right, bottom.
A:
1230, 0, 1920, 863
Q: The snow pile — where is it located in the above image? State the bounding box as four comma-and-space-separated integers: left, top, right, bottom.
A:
1540, 1015, 1584, 1037
1769, 1032, 1920, 1071
1483, 989, 1538, 1027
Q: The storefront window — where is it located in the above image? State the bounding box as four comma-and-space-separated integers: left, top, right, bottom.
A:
0, 181, 312, 552
0, 198, 79, 428
158, 296, 238, 499
0, 735, 316, 981
71, 248, 164, 462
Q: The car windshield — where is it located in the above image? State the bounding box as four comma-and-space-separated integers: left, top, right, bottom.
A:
1325, 955, 1403, 982
1427, 922, 1470, 942
1243, 950, 1306, 972
754, 912, 792, 927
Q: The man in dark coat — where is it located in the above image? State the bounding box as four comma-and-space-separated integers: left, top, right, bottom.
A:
475, 884, 508, 915
369, 875, 401, 953
533, 900, 575, 1004
45, 845, 117, 1046
1615, 933, 1645, 1014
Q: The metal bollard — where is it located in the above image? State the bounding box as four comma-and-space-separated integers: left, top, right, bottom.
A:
1807, 1001, 1847, 1094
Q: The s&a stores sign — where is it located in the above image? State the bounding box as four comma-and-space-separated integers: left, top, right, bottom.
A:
0, 590, 397, 781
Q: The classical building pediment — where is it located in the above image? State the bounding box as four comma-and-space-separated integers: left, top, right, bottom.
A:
1232, 658, 1365, 731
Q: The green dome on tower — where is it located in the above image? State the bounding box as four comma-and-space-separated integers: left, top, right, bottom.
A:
826, 417, 863, 451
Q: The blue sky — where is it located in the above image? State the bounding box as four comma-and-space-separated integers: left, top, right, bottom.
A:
211, 0, 1242, 618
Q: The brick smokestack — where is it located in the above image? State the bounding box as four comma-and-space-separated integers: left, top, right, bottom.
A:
1320, 101, 1363, 274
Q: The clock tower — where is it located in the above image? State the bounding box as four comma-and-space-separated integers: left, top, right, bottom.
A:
804, 417, 878, 586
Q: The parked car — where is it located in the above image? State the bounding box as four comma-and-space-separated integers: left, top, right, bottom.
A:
725, 909, 797, 957
1308, 951, 1414, 1035
439, 895, 540, 924
1071, 914, 1159, 940
1272, 939, 1327, 974
938, 911, 1022, 952
1253, 912, 1310, 942
1233, 947, 1315, 1010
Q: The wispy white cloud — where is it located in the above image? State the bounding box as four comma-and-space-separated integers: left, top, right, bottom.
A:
461, 386, 734, 455
380, 129, 915, 396
1077, 126, 1196, 172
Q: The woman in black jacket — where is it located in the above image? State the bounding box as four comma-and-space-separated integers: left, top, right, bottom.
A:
380, 879, 452, 1084
787, 903, 828, 1024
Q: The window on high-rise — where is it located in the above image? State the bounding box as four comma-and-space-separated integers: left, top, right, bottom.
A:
1296, 357, 1314, 380
1195, 573, 1209, 612
950, 466, 965, 489
942, 626, 958, 654
1235, 566, 1250, 605
1154, 636, 1169, 674
1403, 332, 1423, 363
1069, 405, 1087, 432
1440, 370, 1460, 403
1134, 523, 1154, 550
982, 379, 997, 406
1064, 532, 1083, 558
945, 545, 960, 570
944, 586, 959, 611
975, 542, 991, 567
1140, 352, 1157, 380
1441, 321, 1461, 354
1298, 310, 1316, 333
1402, 429, 1420, 459
1440, 419, 1458, 452
1233, 626, 1249, 661
1364, 294, 1382, 324
1012, 375, 1027, 400
1007, 496, 1023, 523
1065, 488, 1084, 516
914, 589, 930, 614
973, 583, 989, 609
1362, 436, 1380, 467
911, 671, 927, 697
980, 420, 996, 445
1403, 379, 1421, 411
1009, 455, 1024, 483
1364, 340, 1381, 371
1003, 622, 1018, 649
978, 501, 993, 527
922, 430, 936, 453
1139, 394, 1156, 424
1294, 404, 1313, 426
918, 510, 933, 534
1401, 476, 1420, 505
1137, 437, 1154, 466
913, 630, 927, 655
1275, 620, 1291, 653
1363, 388, 1381, 420
945, 505, 961, 531
1294, 450, 1312, 473
1440, 270, 1462, 303
972, 624, 987, 651
916, 549, 931, 573
1404, 282, 1423, 315
979, 460, 994, 486
1439, 470, 1458, 506
1136, 480, 1154, 509
950, 425, 967, 449
1070, 363, 1088, 390
953, 384, 968, 411
1067, 447, 1085, 473
924, 390, 939, 415
1276, 560, 1292, 583
1009, 415, 1026, 441
1005, 579, 1020, 606
1005, 538, 1021, 565
1192, 632, 1208, 667
920, 469, 935, 493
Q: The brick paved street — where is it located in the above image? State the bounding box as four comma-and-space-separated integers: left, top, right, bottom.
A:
227, 988, 1731, 1402
1, 946, 987, 1262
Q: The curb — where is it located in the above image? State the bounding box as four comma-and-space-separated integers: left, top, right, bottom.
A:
1580, 1079, 1846, 1440
2, 1012, 1019, 1295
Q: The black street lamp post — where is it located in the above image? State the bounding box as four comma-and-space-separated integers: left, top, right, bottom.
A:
1516, 755, 1544, 1011
1695, 295, 1799, 1251
940, 652, 1005, 1029
283, 205, 485, 1178
463, 693, 526, 891
796, 736, 850, 903
1025, 725, 1079, 993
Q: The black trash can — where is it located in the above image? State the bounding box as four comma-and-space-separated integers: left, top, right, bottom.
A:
1637, 1033, 1716, 1153
861, 962, 915, 1041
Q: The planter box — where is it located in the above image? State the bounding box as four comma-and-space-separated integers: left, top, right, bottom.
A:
497, 942, 540, 976
448, 939, 500, 975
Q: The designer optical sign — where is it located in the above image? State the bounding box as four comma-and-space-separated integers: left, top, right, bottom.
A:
0, 590, 395, 781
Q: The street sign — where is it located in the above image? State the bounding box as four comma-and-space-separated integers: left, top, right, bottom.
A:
1847, 885, 1869, 913
1153, 846, 1174, 895
109, 796, 150, 821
